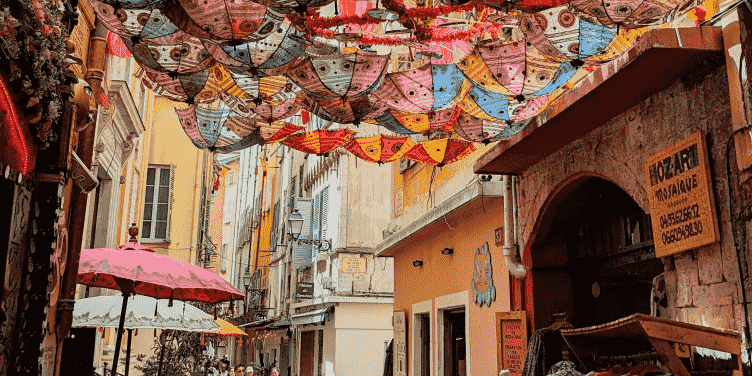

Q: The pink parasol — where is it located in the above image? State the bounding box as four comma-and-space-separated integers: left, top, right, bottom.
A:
78, 225, 244, 376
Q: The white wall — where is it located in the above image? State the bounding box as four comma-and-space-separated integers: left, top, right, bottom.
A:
333, 303, 394, 376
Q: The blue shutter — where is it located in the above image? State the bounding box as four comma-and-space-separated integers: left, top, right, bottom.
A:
321, 186, 329, 241
311, 192, 322, 261
271, 201, 280, 252
292, 197, 313, 266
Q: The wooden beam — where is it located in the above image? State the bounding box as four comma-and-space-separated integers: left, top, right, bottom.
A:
647, 338, 691, 376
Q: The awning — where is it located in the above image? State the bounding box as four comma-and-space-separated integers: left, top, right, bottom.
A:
270, 318, 292, 329
474, 27, 724, 175
291, 308, 330, 326
238, 318, 274, 328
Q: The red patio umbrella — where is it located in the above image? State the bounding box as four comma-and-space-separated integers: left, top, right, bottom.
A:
78, 225, 244, 376
281, 129, 356, 155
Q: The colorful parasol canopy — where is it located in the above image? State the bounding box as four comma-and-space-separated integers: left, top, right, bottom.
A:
72, 294, 221, 332
403, 138, 476, 167
125, 36, 216, 75
175, 104, 264, 153
457, 40, 566, 100
343, 135, 416, 163
567, 0, 697, 28
473, 0, 571, 12
296, 93, 391, 125
373, 107, 460, 135
207, 318, 247, 337
249, 0, 335, 13
209, 22, 307, 77
174, 0, 283, 42
287, 52, 390, 101
91, 0, 195, 46
458, 83, 552, 122
374, 64, 471, 113
258, 121, 305, 142
281, 128, 356, 155
452, 112, 537, 143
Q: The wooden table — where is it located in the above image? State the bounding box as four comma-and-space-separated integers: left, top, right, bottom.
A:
560, 313, 742, 376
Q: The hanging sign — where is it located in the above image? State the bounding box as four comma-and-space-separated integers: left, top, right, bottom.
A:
341, 256, 367, 274
393, 310, 407, 376
296, 282, 313, 300
496, 311, 527, 376
643, 131, 719, 257
472, 242, 496, 307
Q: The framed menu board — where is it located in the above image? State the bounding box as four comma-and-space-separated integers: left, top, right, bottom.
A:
393, 310, 407, 376
496, 311, 528, 376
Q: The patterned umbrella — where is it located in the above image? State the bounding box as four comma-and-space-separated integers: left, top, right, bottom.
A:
458, 83, 551, 123
286, 52, 390, 101
567, 0, 697, 28
403, 138, 476, 167
343, 135, 416, 163
296, 93, 391, 125
467, 0, 570, 12
139, 63, 251, 104
245, 88, 300, 121
374, 64, 471, 113
125, 36, 216, 76
72, 294, 220, 332
258, 121, 305, 142
517, 6, 635, 64
457, 40, 567, 101
281, 128, 356, 155
373, 107, 460, 135
453, 112, 534, 144
207, 318, 247, 336
174, 0, 285, 42
175, 104, 264, 153
208, 22, 307, 78
250, 0, 335, 14
91, 0, 195, 45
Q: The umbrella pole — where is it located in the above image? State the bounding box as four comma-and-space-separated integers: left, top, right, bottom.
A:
112, 292, 130, 376
124, 329, 133, 376
157, 340, 166, 376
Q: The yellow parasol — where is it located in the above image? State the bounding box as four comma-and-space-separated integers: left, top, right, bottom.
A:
208, 318, 247, 337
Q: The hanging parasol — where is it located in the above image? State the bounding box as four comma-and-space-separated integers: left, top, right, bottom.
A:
249, 0, 335, 14
175, 104, 264, 153
90, 0, 195, 46
258, 121, 305, 142
125, 36, 216, 76
296, 92, 391, 125
343, 135, 416, 163
452, 112, 526, 144
457, 39, 566, 101
286, 52, 390, 102
516, 6, 641, 65
207, 317, 247, 337
373, 107, 460, 135
78, 226, 244, 376
567, 0, 698, 28
458, 83, 552, 123
208, 22, 307, 78
461, 0, 570, 12
174, 0, 284, 42
281, 128, 356, 155
403, 138, 476, 167
374, 63, 471, 113
243, 88, 300, 122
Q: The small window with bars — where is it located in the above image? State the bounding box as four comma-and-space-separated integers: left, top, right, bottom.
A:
141, 165, 175, 242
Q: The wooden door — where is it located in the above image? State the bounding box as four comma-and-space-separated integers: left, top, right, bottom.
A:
300, 331, 315, 376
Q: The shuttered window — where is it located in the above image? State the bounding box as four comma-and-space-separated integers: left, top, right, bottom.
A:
141, 165, 174, 242
292, 197, 313, 266
312, 192, 321, 260
271, 200, 280, 252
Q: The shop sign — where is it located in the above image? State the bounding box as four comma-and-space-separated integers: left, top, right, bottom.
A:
643, 132, 719, 257
472, 242, 496, 307
393, 310, 407, 376
341, 256, 366, 274
496, 311, 527, 376
296, 282, 313, 300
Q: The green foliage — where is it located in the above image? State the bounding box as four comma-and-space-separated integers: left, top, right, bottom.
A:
135, 331, 208, 376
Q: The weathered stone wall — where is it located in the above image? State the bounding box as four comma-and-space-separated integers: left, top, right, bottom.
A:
517, 60, 751, 336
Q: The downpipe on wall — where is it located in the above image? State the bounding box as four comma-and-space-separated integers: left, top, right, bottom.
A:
503, 175, 526, 279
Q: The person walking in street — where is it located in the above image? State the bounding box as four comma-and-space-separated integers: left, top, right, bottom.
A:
216, 361, 230, 376
244, 366, 254, 376
270, 367, 280, 376
233, 365, 246, 376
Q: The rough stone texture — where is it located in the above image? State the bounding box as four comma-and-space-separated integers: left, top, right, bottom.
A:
516, 62, 750, 333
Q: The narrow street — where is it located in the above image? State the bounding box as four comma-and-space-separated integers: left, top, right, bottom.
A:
0, 0, 751, 375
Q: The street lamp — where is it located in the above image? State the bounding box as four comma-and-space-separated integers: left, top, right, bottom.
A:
243, 267, 252, 317
287, 209, 331, 252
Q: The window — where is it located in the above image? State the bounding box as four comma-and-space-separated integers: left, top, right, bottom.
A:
211, 191, 216, 203
141, 165, 174, 242
227, 170, 236, 185
220, 244, 228, 272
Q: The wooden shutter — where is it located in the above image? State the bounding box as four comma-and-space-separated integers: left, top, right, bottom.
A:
321, 186, 329, 240
292, 197, 313, 266
271, 201, 280, 252
165, 164, 175, 242
311, 192, 321, 261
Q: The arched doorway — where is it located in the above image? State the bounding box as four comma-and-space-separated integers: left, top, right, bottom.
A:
527, 176, 663, 330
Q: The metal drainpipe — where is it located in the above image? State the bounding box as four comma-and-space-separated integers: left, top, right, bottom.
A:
726, 125, 752, 371
503, 175, 526, 279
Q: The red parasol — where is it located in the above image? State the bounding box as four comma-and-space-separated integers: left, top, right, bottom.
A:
344, 135, 416, 163
281, 129, 356, 155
